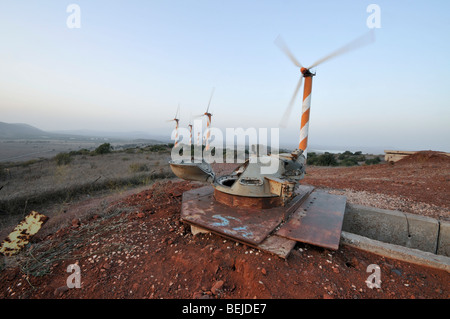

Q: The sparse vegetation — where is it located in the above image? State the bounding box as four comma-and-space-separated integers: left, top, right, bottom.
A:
307, 152, 338, 166
0, 164, 6, 180
0, 144, 174, 234
365, 156, 381, 165
54, 152, 72, 166
307, 151, 381, 167
129, 163, 149, 173
94, 143, 113, 155
68, 149, 91, 156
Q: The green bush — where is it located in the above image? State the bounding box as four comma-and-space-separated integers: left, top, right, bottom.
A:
54, 152, 72, 166
308, 152, 338, 166
147, 144, 167, 152
365, 157, 381, 165
94, 143, 112, 155
340, 157, 359, 166
336, 150, 366, 166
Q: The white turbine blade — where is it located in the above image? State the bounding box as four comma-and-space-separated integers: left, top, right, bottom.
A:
308, 29, 375, 69
274, 35, 303, 68
279, 76, 303, 128
174, 104, 180, 119
206, 87, 215, 113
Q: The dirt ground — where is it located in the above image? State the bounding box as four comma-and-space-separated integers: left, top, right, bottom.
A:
0, 151, 449, 300
303, 151, 450, 220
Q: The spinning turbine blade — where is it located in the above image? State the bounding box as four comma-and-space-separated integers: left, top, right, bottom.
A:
206, 87, 215, 113
308, 29, 375, 69
174, 104, 180, 119
274, 35, 303, 68
279, 76, 303, 128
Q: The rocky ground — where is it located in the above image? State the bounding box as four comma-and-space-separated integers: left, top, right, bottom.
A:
0, 151, 449, 301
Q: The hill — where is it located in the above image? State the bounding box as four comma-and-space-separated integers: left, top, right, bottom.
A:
0, 122, 51, 139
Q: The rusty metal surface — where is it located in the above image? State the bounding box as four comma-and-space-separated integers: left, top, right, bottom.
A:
276, 190, 347, 250
0, 211, 48, 256
182, 186, 214, 202
214, 188, 281, 209
257, 235, 297, 259
181, 185, 314, 245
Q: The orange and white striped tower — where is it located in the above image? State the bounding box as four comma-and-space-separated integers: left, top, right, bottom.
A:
188, 124, 193, 146
275, 31, 375, 159
173, 119, 180, 148
299, 68, 315, 154
204, 113, 212, 151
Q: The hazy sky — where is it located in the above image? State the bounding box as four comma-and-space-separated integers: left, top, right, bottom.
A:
1, 1, 449, 152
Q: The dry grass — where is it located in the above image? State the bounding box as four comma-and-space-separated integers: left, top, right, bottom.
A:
0, 148, 174, 237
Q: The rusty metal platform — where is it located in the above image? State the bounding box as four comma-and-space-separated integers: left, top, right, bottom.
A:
180, 185, 346, 258
276, 191, 347, 250
181, 185, 314, 246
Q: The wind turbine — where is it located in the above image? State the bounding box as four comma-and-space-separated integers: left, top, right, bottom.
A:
167, 104, 180, 148
196, 88, 216, 151
275, 30, 375, 157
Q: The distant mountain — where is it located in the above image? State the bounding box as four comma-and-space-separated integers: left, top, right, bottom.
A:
51, 129, 171, 142
0, 122, 170, 144
0, 122, 52, 139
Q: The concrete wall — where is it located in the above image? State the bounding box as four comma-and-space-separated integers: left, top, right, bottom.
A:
438, 221, 450, 256
342, 204, 446, 256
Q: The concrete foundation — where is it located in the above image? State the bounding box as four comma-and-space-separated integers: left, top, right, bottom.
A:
342, 204, 442, 254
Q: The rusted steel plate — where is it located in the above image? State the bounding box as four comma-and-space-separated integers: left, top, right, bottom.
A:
276, 190, 347, 250
182, 186, 214, 202
0, 211, 48, 256
257, 235, 297, 259
181, 185, 314, 245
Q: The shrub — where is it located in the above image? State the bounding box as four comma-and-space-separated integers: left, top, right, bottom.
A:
365, 157, 381, 165
340, 157, 359, 166
308, 152, 338, 166
54, 152, 72, 166
94, 143, 112, 155
147, 144, 167, 152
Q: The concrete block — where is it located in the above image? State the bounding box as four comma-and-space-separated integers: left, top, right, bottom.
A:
437, 221, 450, 257
343, 204, 440, 254
406, 212, 440, 253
